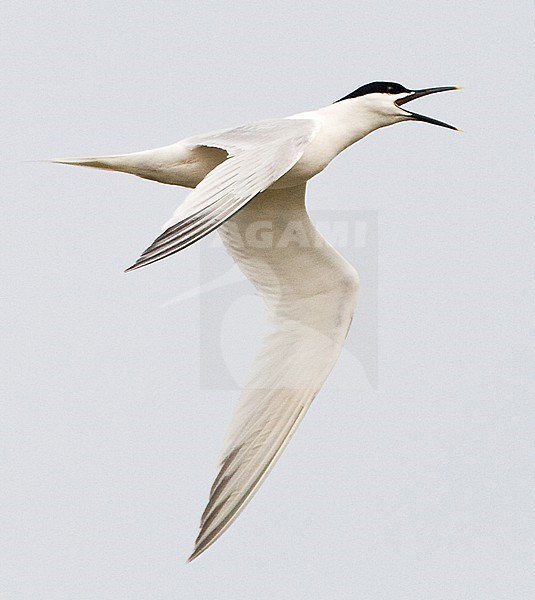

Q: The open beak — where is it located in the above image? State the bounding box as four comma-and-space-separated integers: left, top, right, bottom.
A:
395, 86, 461, 131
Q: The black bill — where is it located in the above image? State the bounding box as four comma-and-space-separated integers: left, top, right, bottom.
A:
395, 86, 460, 131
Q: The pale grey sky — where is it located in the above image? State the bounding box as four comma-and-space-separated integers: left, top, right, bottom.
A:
2, 2, 534, 599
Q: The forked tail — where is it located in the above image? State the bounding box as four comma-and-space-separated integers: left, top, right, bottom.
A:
45, 154, 139, 173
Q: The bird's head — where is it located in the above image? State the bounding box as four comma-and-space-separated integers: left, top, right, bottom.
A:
335, 81, 461, 131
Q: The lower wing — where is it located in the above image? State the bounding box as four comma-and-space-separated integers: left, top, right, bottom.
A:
189, 184, 359, 560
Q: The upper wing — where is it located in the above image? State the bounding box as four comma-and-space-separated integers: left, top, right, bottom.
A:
189, 184, 359, 560
125, 118, 319, 271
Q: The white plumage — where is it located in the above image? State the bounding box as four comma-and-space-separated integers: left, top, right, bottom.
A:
190, 184, 358, 559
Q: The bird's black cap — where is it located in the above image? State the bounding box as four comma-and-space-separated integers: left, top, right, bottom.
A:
335, 81, 410, 103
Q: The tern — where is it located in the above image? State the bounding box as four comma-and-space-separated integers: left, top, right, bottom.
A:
50, 82, 460, 560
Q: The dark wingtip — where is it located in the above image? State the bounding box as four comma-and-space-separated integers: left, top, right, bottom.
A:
123, 254, 165, 272
187, 546, 204, 563
123, 262, 141, 273
124, 253, 161, 272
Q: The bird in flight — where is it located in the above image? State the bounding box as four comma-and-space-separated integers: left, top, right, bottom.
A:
50, 82, 460, 560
